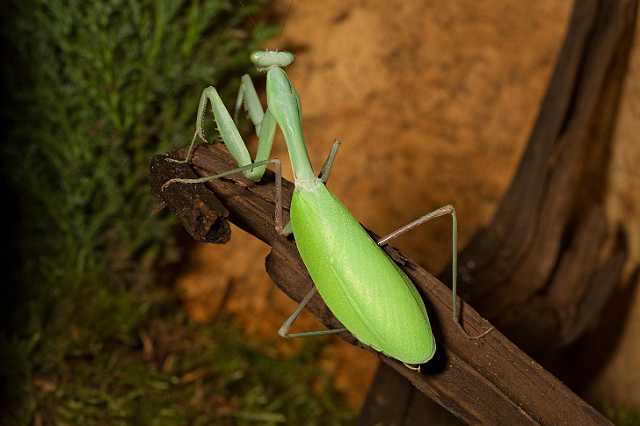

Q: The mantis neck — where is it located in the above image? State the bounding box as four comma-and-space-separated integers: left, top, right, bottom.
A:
266, 67, 316, 184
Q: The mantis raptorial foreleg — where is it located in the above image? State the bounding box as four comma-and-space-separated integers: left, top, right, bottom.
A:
234, 74, 263, 131
168, 76, 277, 183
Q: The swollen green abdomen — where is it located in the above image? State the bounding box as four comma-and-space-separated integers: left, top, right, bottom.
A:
290, 181, 435, 364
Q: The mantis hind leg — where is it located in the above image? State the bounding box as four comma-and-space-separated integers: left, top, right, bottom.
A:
168, 76, 277, 183
377, 205, 492, 339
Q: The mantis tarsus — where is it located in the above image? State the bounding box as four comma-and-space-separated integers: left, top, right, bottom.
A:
163, 50, 491, 367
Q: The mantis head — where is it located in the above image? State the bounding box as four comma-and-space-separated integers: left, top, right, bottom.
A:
251, 50, 295, 72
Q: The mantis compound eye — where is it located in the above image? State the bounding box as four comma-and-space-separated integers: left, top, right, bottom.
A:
251, 50, 295, 70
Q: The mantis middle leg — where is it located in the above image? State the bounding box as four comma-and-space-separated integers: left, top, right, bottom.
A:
278, 287, 347, 338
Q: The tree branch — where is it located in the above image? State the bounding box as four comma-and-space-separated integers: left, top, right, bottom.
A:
150, 145, 610, 425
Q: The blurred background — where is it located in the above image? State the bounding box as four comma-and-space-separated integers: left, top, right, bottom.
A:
1, 0, 639, 425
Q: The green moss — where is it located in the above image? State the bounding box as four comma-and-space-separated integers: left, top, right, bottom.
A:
1, 1, 356, 424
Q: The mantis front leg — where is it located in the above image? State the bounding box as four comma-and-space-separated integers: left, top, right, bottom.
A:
169, 75, 277, 182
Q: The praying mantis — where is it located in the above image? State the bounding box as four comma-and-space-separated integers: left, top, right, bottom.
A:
163, 50, 491, 367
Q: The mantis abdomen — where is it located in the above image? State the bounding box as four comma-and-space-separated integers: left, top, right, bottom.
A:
290, 181, 436, 364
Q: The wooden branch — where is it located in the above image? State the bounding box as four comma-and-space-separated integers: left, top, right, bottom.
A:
150, 145, 610, 425
362, 0, 637, 423
458, 0, 635, 354
150, 158, 230, 244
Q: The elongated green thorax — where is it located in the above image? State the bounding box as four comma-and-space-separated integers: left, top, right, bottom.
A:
265, 67, 316, 184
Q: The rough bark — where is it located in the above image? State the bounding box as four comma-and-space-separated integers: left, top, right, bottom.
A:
457, 0, 634, 353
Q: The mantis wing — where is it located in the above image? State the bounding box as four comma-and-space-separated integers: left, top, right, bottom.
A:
290, 182, 436, 364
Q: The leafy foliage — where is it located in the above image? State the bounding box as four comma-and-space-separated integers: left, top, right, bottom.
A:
1, 1, 355, 424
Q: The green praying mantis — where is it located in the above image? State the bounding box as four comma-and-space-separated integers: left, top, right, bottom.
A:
162, 50, 491, 368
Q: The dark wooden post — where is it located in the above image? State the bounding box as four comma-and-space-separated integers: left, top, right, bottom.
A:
361, 0, 637, 423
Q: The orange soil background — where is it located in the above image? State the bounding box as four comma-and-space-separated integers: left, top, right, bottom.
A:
176, 0, 640, 411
